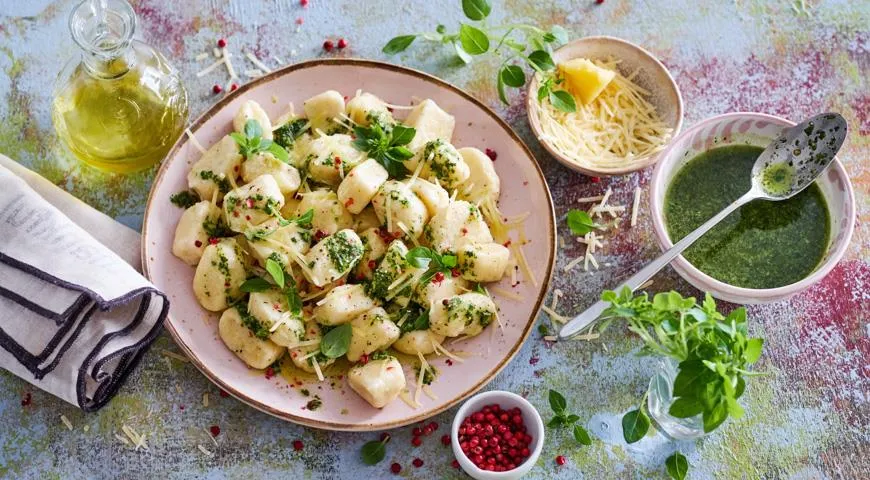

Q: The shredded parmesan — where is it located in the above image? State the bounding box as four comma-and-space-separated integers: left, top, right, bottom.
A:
630, 187, 642, 227
121, 425, 149, 451
488, 285, 522, 301
115, 433, 131, 446
541, 305, 569, 324
399, 389, 420, 409
202, 392, 209, 408
60, 414, 73, 430
195, 52, 209, 61
161, 349, 190, 363
198, 444, 215, 457
196, 58, 226, 78
414, 352, 430, 405
533, 57, 673, 170
213, 47, 221, 58
432, 342, 465, 363
222, 49, 237, 79
244, 69, 264, 78
245, 51, 272, 73
311, 356, 325, 382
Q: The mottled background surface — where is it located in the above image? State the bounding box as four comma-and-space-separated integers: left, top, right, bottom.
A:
0, 0, 868, 478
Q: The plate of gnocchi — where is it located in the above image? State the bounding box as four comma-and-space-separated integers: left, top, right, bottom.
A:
142, 59, 556, 430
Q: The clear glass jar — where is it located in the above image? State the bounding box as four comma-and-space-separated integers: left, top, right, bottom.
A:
647, 358, 707, 440
52, 0, 188, 173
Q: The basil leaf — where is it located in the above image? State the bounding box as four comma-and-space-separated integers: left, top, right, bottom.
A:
537, 84, 550, 103
546, 416, 565, 428
244, 119, 263, 139
548, 389, 567, 415
387, 146, 414, 161
229, 131, 247, 147
462, 0, 491, 20
702, 401, 728, 433
390, 125, 416, 146
566, 209, 599, 236
665, 452, 689, 480
406, 246, 436, 269
550, 25, 569, 45
453, 41, 473, 64
360, 439, 387, 465
565, 414, 580, 424
266, 142, 290, 162
459, 24, 490, 55
528, 50, 555, 71
673, 360, 711, 397
240, 277, 272, 293
500, 65, 526, 88
549, 90, 577, 113
400, 309, 430, 334
383, 35, 417, 54
744, 338, 763, 364
473, 283, 486, 294
320, 323, 352, 358
668, 397, 704, 418
573, 424, 592, 446
621, 409, 650, 444
441, 254, 457, 268
265, 258, 285, 290
285, 284, 302, 315
294, 208, 314, 227
497, 70, 508, 105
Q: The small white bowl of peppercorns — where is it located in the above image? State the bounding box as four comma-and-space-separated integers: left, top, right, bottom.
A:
451, 390, 545, 479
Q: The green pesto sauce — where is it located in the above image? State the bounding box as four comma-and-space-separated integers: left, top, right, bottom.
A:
664, 145, 830, 289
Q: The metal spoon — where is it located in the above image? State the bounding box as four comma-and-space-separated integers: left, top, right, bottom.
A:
560, 112, 848, 340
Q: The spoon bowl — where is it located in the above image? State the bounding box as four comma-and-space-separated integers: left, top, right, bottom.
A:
560, 113, 848, 340
751, 113, 848, 200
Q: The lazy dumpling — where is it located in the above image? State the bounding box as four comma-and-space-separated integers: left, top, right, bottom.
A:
219, 307, 285, 369
187, 136, 242, 201
302, 229, 364, 287
347, 354, 406, 408
193, 238, 247, 311
172, 200, 222, 265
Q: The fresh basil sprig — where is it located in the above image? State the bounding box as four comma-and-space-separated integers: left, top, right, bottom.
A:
238, 256, 302, 317
405, 246, 458, 284
547, 390, 592, 447
383, 0, 576, 112
230, 119, 290, 162
601, 288, 764, 436
351, 122, 416, 179
665, 452, 689, 480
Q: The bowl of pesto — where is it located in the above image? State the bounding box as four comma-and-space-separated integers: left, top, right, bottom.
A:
649, 112, 855, 304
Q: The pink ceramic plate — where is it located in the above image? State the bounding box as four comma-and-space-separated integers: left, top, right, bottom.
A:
142, 59, 556, 431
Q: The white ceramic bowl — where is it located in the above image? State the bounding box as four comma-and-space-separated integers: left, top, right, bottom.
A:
649, 112, 856, 304
527, 35, 683, 176
451, 391, 544, 480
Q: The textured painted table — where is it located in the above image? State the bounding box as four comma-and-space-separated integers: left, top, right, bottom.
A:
1, 0, 868, 478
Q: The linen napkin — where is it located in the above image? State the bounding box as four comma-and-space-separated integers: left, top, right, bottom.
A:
0, 154, 168, 411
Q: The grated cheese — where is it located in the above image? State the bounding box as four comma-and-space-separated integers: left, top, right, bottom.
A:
432, 342, 465, 363
488, 285, 522, 301
202, 392, 209, 408
311, 356, 325, 382
213, 47, 221, 58
121, 425, 149, 451
414, 352, 430, 405
196, 58, 226, 78
630, 187, 641, 227
195, 52, 209, 61
245, 51, 272, 73
115, 433, 131, 446
204, 428, 218, 446
161, 349, 190, 363
541, 305, 568, 324
244, 69, 264, 78
533, 58, 673, 170
273, 56, 285, 65
198, 444, 215, 457
222, 49, 236, 79
60, 414, 73, 431
399, 389, 420, 409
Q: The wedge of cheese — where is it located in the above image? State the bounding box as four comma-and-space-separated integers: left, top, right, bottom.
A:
559, 58, 616, 105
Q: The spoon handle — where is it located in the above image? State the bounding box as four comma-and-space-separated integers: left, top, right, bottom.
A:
559, 191, 756, 340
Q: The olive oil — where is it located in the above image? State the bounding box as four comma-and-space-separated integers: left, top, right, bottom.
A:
52, 0, 188, 173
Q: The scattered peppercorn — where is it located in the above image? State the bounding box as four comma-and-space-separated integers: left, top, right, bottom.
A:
230, 83, 239, 92
323, 40, 334, 52
411, 436, 422, 447
556, 455, 567, 465
217, 38, 227, 48
300, 0, 309, 5
337, 38, 348, 49
590, 176, 600, 183
412, 458, 424, 468
390, 463, 401, 474
485, 148, 497, 161
209, 425, 221, 437
293, 440, 304, 451
441, 434, 451, 446
219, 389, 229, 397
212, 84, 222, 94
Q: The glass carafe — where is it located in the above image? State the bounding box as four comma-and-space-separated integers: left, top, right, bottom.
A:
52, 0, 188, 173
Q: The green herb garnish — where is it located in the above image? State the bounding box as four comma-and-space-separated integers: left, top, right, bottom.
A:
566, 209, 600, 236
621, 407, 650, 444
230, 119, 290, 162
239, 307, 270, 340
546, 389, 592, 446
360, 434, 391, 465
351, 121, 416, 179
320, 323, 353, 358
665, 452, 689, 480
601, 288, 764, 436
399, 307, 430, 334
383, 0, 575, 112
239, 277, 272, 293
242, 254, 302, 316
405, 246, 457, 284
169, 190, 199, 209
